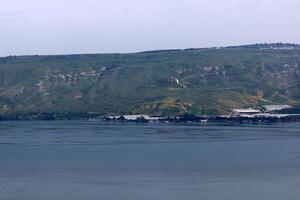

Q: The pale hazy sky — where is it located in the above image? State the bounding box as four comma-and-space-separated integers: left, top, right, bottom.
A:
0, 0, 299, 56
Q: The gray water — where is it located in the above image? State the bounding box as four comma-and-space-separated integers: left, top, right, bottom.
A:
1, 121, 300, 200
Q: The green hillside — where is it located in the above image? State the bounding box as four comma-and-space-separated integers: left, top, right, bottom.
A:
1, 43, 300, 115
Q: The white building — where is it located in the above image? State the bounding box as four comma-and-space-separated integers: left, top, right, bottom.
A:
122, 115, 150, 121
232, 108, 261, 116
263, 105, 292, 112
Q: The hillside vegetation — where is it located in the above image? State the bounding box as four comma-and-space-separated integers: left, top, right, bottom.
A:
1, 43, 300, 115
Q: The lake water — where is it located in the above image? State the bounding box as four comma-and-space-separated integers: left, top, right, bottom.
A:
1, 121, 300, 200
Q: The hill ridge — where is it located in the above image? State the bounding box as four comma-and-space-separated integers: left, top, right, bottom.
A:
0, 44, 300, 115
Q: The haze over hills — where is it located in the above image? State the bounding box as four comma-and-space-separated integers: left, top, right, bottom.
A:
1, 43, 300, 116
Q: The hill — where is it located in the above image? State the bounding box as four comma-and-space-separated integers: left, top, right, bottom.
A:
1, 43, 300, 116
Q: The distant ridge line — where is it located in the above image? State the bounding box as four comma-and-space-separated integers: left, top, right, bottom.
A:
138, 43, 300, 54
1, 43, 300, 58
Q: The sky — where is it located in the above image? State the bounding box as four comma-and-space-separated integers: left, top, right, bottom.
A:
0, 0, 299, 56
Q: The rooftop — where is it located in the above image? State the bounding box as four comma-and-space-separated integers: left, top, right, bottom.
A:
232, 109, 261, 113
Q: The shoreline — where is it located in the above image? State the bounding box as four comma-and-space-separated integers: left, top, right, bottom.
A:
1, 112, 300, 124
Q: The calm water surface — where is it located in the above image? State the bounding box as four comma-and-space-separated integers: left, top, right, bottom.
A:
1, 121, 300, 200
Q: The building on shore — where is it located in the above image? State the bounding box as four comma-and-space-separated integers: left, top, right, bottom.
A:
104, 115, 166, 122
122, 115, 150, 121
123, 115, 167, 121
262, 105, 292, 112
231, 108, 261, 116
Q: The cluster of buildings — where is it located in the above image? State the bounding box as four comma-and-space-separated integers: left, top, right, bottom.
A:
102, 104, 297, 124
231, 105, 293, 117
104, 115, 165, 122
103, 114, 208, 123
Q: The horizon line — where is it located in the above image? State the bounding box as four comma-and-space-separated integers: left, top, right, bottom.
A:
1, 42, 299, 58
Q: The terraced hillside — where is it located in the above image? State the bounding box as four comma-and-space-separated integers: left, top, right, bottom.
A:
1, 43, 300, 115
